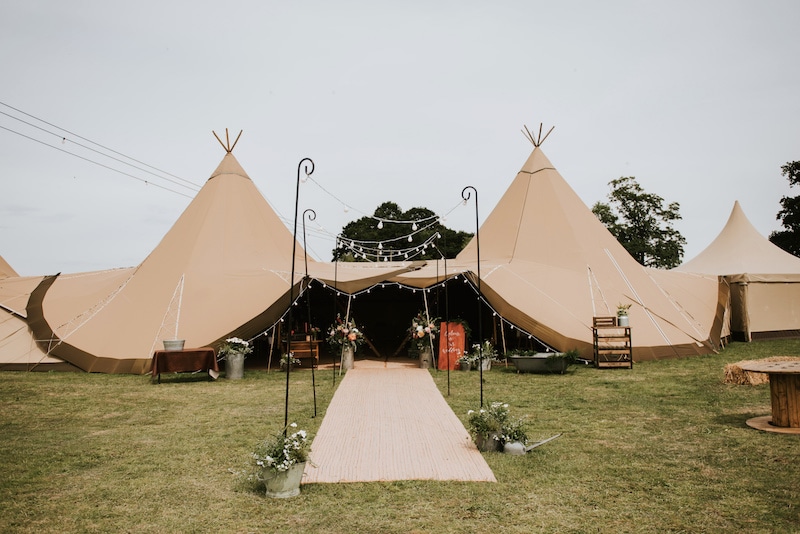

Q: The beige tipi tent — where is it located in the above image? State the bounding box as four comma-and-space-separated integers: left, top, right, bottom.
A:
396, 144, 727, 360
24, 150, 419, 373
675, 201, 800, 341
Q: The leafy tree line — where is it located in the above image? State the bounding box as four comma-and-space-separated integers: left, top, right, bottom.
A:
592, 177, 685, 269
333, 202, 473, 261
769, 160, 800, 257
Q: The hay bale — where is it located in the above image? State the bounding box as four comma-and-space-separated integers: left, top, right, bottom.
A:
724, 356, 800, 385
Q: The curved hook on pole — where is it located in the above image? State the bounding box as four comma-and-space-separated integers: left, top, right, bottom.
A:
461, 185, 476, 204
301, 207, 318, 418
298, 157, 315, 182
286, 157, 315, 432
460, 185, 483, 406
302, 209, 316, 277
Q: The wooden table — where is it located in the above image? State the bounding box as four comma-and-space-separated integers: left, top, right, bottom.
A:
739, 360, 800, 433
151, 347, 219, 383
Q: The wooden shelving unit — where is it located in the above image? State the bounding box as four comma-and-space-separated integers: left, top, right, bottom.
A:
592, 316, 633, 369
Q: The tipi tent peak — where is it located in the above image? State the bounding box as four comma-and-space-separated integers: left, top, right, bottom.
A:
212, 128, 242, 153
521, 123, 555, 147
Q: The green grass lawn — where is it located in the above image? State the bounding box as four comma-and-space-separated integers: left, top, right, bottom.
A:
1, 341, 799, 533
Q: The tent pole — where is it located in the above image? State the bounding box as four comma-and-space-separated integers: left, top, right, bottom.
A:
302, 209, 317, 418
462, 185, 483, 407
340, 294, 352, 376
285, 157, 314, 434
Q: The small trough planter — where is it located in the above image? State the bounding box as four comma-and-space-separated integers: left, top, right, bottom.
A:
509, 352, 573, 374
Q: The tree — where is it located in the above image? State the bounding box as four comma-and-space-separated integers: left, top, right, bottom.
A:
333, 201, 473, 261
769, 161, 800, 257
592, 176, 686, 268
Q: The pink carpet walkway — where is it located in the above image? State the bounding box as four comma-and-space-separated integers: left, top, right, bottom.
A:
303, 363, 496, 483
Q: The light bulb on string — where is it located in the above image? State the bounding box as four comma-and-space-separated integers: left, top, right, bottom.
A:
344, 205, 350, 213
408, 235, 413, 242
412, 222, 418, 231
377, 220, 383, 229
378, 242, 383, 249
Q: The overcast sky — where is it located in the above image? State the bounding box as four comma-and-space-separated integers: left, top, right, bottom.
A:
2, 1, 799, 276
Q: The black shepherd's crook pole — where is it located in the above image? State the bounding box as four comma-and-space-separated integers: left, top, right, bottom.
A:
461, 185, 483, 407
285, 157, 314, 434
302, 208, 318, 418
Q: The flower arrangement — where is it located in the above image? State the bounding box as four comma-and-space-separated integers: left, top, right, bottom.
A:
462, 340, 499, 368
326, 314, 365, 351
218, 337, 253, 360
280, 353, 301, 369
467, 401, 529, 446
409, 311, 440, 351
252, 423, 311, 473
501, 416, 529, 445
457, 353, 474, 368
617, 303, 631, 317
467, 401, 509, 437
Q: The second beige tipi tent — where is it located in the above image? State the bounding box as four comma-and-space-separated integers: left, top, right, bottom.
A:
675, 201, 800, 341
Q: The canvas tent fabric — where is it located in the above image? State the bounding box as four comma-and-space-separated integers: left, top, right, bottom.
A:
675, 201, 800, 341
6, 140, 727, 372
396, 146, 726, 360
24, 152, 420, 373
0, 274, 73, 370
0, 255, 19, 278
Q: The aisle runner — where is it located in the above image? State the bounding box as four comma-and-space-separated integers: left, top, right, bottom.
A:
303, 368, 496, 483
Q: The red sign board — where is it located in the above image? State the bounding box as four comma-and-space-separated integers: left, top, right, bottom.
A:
438, 322, 465, 370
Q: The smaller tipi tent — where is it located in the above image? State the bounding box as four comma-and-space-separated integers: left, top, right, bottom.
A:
675, 201, 800, 341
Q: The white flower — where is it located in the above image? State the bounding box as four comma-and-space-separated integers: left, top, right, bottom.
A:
290, 422, 297, 428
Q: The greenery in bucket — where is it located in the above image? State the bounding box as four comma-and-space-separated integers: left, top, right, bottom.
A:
501, 416, 529, 445
280, 354, 301, 369
218, 337, 253, 360
462, 340, 499, 368
251, 423, 311, 474
467, 401, 509, 437
467, 401, 528, 445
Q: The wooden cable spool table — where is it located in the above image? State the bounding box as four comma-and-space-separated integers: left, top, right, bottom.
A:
739, 360, 800, 434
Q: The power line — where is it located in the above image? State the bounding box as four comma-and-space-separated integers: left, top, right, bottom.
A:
0, 124, 195, 198
0, 110, 200, 193
0, 100, 198, 189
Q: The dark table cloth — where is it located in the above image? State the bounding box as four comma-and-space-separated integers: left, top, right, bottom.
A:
151, 347, 219, 381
